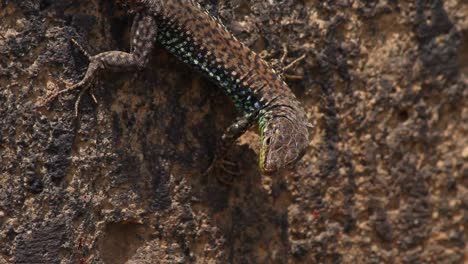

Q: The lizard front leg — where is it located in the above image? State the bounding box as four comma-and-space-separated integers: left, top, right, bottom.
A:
38, 13, 158, 113
204, 111, 258, 176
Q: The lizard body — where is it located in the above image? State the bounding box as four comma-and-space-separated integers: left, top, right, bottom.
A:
42, 0, 312, 173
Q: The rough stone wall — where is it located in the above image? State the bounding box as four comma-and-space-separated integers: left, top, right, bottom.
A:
0, 0, 467, 263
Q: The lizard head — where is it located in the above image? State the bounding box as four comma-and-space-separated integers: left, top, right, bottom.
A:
258, 107, 311, 173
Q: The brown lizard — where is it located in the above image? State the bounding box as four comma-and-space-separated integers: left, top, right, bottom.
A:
39, 0, 312, 174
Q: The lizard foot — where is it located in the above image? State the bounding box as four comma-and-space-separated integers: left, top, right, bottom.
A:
36, 77, 96, 117
203, 158, 241, 185
36, 39, 98, 116
260, 43, 306, 80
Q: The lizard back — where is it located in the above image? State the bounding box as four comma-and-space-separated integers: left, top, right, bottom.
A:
152, 0, 297, 113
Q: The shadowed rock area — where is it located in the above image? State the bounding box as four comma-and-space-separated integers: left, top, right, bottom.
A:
0, 0, 467, 263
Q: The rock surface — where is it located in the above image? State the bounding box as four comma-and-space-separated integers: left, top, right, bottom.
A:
0, 0, 467, 263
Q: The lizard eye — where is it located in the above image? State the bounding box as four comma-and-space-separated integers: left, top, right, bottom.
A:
265, 137, 271, 145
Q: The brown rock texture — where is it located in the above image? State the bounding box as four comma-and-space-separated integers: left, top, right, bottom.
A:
0, 0, 467, 263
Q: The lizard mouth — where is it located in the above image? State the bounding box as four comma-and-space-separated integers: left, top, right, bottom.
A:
260, 136, 276, 173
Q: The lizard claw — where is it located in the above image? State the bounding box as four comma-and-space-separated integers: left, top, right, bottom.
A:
73, 85, 89, 117
279, 44, 306, 79
202, 157, 240, 185
36, 77, 80, 108
202, 155, 218, 177
217, 159, 240, 175
217, 159, 240, 185
202, 167, 215, 179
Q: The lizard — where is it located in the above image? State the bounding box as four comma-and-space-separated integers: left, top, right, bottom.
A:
38, 0, 312, 174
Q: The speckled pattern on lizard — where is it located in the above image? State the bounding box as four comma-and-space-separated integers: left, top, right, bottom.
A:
38, 0, 312, 174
